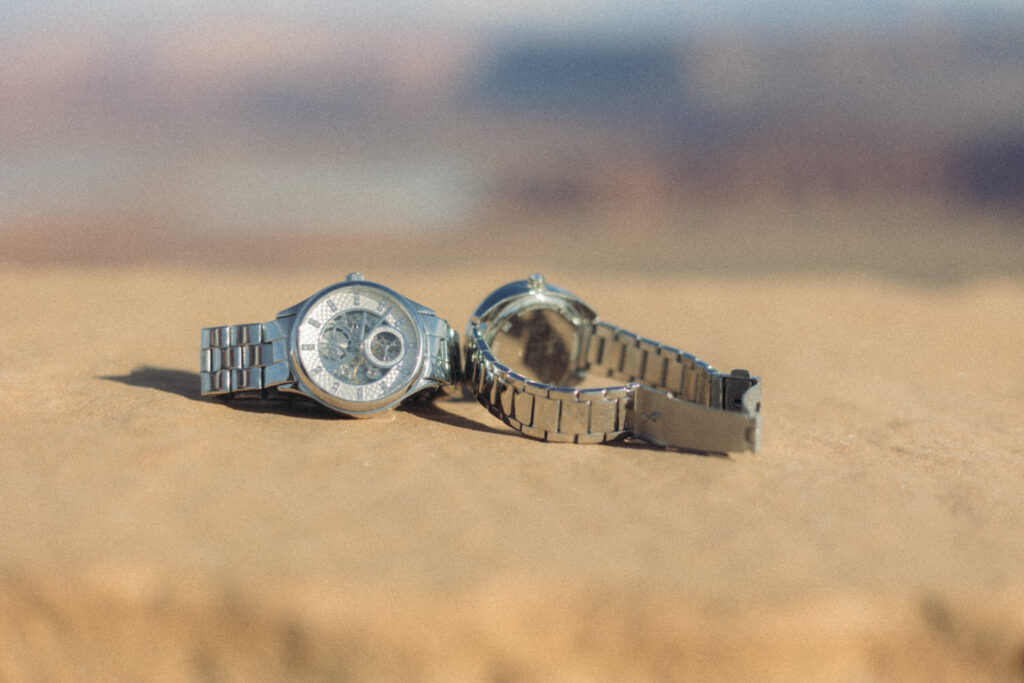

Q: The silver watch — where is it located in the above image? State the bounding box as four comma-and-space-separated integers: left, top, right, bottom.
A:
464, 274, 762, 453
200, 272, 459, 417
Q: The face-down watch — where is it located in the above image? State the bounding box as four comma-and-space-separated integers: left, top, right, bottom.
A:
464, 274, 761, 453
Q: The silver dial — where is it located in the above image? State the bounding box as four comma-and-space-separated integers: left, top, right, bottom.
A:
295, 284, 421, 407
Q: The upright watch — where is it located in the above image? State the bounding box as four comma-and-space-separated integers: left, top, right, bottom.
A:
464, 274, 762, 453
200, 272, 459, 416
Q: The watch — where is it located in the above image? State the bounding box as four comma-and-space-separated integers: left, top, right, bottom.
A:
200, 272, 459, 416
464, 274, 762, 453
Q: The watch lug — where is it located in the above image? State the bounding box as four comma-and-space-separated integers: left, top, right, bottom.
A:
264, 315, 295, 342
409, 376, 442, 396
418, 312, 459, 386
276, 299, 307, 318
404, 296, 436, 317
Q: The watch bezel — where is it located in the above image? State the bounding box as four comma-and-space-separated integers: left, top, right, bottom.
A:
288, 280, 427, 416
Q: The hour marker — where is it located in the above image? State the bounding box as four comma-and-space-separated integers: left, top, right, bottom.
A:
357, 388, 364, 400
353, 294, 360, 306
377, 300, 386, 312
301, 343, 315, 350
327, 300, 338, 312
308, 319, 321, 327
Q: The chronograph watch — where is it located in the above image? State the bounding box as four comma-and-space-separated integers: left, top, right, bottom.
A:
200, 273, 458, 416
464, 274, 762, 453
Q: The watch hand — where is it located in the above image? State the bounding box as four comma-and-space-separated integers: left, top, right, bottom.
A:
360, 311, 368, 341
364, 307, 393, 339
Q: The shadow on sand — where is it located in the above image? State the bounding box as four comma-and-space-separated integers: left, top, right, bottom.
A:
99, 366, 724, 454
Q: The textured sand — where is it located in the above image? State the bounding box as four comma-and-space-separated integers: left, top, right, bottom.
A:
1, 250, 1023, 679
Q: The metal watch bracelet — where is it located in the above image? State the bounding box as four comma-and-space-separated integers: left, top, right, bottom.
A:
200, 319, 293, 397
466, 320, 762, 454
201, 312, 457, 399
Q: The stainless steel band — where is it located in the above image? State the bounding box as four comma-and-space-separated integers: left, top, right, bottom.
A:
200, 317, 295, 397
466, 321, 762, 453
587, 321, 718, 403
589, 321, 761, 452
468, 326, 630, 444
201, 312, 459, 398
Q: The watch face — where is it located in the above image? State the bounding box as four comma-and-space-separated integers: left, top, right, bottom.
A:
293, 283, 422, 412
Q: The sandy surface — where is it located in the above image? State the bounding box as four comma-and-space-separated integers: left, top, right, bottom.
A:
2, 217, 1024, 679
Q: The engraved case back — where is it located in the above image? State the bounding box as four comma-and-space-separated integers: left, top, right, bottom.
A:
472, 276, 597, 388
488, 307, 578, 385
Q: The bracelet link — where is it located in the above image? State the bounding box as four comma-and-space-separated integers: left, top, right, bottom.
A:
200, 318, 295, 397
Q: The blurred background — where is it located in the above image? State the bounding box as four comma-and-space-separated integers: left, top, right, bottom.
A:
2, 0, 1023, 279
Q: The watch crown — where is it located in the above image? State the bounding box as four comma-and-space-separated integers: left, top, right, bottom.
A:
346, 272, 365, 282
527, 273, 546, 291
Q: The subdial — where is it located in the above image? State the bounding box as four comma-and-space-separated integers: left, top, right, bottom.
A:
319, 323, 351, 361
365, 328, 404, 368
